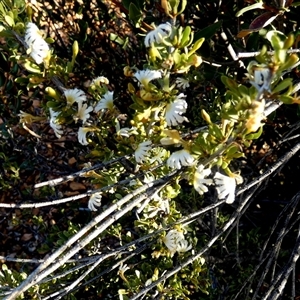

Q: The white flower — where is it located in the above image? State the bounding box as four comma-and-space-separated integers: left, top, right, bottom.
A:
167, 149, 194, 169
91, 76, 109, 86
64, 88, 87, 106
193, 165, 213, 195
165, 94, 188, 126
117, 127, 131, 137
175, 77, 190, 90
250, 66, 272, 93
25, 22, 43, 45
94, 91, 114, 113
176, 239, 192, 253
143, 196, 170, 219
24, 22, 49, 64
163, 229, 185, 253
118, 263, 130, 273
115, 120, 138, 138
78, 127, 93, 145
134, 69, 161, 87
134, 140, 152, 163
76, 102, 93, 124
88, 192, 102, 211
214, 172, 236, 204
163, 229, 191, 255
118, 264, 130, 282
144, 23, 172, 47
29, 38, 50, 64
49, 108, 63, 138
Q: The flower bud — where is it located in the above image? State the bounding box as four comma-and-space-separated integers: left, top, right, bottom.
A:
72, 40, 79, 58
201, 109, 211, 124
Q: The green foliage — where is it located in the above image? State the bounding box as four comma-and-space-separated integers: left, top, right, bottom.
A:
0, 0, 299, 299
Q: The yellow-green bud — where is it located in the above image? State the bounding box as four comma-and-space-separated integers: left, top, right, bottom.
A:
201, 109, 211, 124
284, 34, 294, 49
72, 41, 79, 58
45, 87, 60, 100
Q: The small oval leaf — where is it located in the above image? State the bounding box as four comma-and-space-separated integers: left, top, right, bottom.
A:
249, 12, 278, 30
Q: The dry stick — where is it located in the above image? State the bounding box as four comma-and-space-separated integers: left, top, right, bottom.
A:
233, 250, 274, 300
2, 194, 225, 298
259, 199, 300, 299
0, 160, 164, 209
220, 31, 245, 68
51, 245, 149, 300
52, 244, 148, 300
130, 185, 259, 300
0, 193, 88, 208
50, 202, 227, 299
34, 155, 129, 188
262, 222, 300, 300
269, 195, 300, 283
234, 209, 300, 300
237, 48, 300, 59
131, 142, 300, 299
259, 191, 300, 262
237, 141, 300, 195
39, 257, 102, 285
31, 189, 156, 296
0, 177, 121, 209
4, 172, 178, 300
43, 245, 147, 300
257, 215, 300, 299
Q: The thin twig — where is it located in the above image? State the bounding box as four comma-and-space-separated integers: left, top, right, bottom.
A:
237, 142, 300, 195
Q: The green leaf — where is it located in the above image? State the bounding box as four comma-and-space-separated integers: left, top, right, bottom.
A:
279, 95, 294, 104
45, 37, 55, 44
4, 14, 14, 27
122, 0, 142, 10
236, 2, 264, 17
177, 0, 187, 15
188, 37, 204, 56
245, 126, 263, 140
180, 26, 191, 47
209, 123, 224, 140
15, 77, 28, 84
129, 2, 142, 27
109, 33, 125, 45
272, 78, 292, 94
194, 21, 222, 41
238, 84, 250, 97
23, 60, 41, 73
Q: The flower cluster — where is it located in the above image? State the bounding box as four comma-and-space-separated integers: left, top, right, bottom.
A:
144, 23, 172, 48
249, 65, 272, 94
134, 141, 152, 163
88, 192, 102, 211
165, 94, 188, 126
162, 229, 192, 256
134, 69, 162, 88
167, 149, 194, 169
49, 108, 63, 138
24, 22, 50, 64
193, 165, 241, 204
